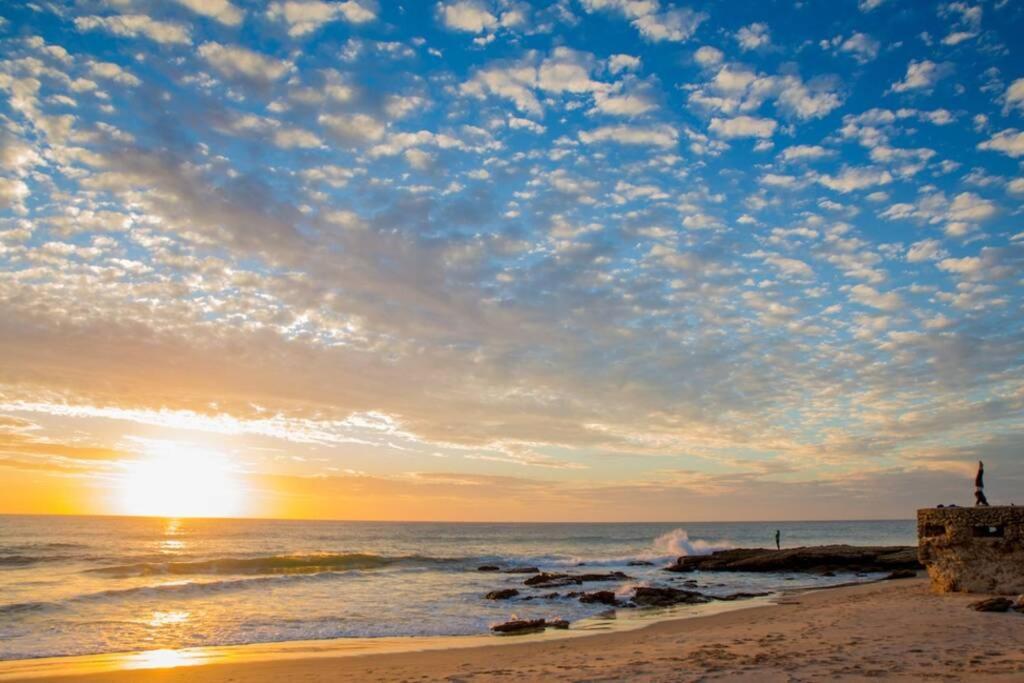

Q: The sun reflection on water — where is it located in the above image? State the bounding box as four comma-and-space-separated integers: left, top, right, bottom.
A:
148, 610, 190, 627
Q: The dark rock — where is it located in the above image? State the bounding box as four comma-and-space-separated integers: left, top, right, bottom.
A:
579, 590, 618, 605
477, 565, 501, 572
664, 545, 921, 575
821, 571, 836, 577
540, 592, 561, 599
886, 569, 918, 580
628, 560, 654, 566
503, 566, 541, 574
524, 572, 576, 587
546, 618, 570, 629
715, 591, 772, 601
491, 618, 547, 634
970, 597, 1014, 612
523, 571, 630, 588
485, 589, 519, 600
633, 586, 712, 607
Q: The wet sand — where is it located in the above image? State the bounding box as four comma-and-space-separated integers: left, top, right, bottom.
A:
4, 578, 1024, 682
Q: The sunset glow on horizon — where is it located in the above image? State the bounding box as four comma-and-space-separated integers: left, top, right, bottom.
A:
0, 0, 1022, 523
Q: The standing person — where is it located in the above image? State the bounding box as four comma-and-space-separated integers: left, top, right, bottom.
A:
775, 529, 781, 550
975, 460, 990, 506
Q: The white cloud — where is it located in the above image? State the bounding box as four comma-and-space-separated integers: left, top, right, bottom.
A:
779, 144, 831, 162
88, 62, 141, 87
578, 123, 678, 147
888, 60, 949, 94
858, 0, 887, 10
581, 1, 705, 43
939, 2, 982, 46
850, 284, 903, 311
273, 128, 322, 149
74, 15, 191, 44
0, 177, 29, 212
881, 191, 996, 236
736, 23, 770, 51
437, 1, 498, 33
977, 129, 1024, 158
632, 8, 706, 42
175, 0, 244, 26
817, 166, 892, 193
1007, 178, 1024, 195
267, 1, 377, 37
608, 54, 641, 74
838, 32, 879, 64
906, 239, 947, 263
693, 46, 723, 67
708, 115, 776, 139
764, 254, 813, 279
198, 42, 293, 83
1003, 78, 1024, 114
318, 113, 387, 144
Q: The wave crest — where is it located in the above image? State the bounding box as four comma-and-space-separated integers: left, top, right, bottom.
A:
87, 552, 454, 577
651, 529, 731, 558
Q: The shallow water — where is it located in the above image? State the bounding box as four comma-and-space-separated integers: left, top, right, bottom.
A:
0, 515, 915, 660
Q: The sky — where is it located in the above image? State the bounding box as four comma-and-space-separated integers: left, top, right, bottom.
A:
0, 0, 1022, 522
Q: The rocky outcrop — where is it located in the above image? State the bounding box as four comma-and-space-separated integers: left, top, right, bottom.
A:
970, 597, 1014, 612
504, 566, 541, 574
523, 571, 630, 588
632, 586, 712, 607
490, 618, 569, 634
579, 590, 619, 605
665, 545, 920, 574
485, 589, 519, 600
477, 565, 500, 572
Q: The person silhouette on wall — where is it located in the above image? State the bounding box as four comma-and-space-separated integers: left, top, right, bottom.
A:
975, 461, 990, 507
775, 529, 781, 550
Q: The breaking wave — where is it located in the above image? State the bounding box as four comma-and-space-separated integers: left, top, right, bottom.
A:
651, 529, 732, 558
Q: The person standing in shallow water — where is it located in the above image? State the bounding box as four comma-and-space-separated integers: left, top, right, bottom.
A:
775, 529, 781, 550
975, 460, 990, 506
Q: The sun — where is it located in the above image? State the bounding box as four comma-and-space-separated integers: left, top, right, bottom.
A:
117, 442, 244, 518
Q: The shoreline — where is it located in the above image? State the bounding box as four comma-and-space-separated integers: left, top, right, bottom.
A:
0, 589, 776, 680
6, 577, 1024, 682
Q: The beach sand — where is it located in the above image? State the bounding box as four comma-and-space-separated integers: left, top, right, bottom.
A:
5, 578, 1024, 682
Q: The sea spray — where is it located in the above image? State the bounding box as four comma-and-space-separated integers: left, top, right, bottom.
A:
651, 528, 732, 558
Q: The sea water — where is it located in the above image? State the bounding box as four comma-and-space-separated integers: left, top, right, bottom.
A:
0, 515, 915, 660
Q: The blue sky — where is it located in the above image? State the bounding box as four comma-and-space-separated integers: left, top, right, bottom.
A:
0, 0, 1022, 520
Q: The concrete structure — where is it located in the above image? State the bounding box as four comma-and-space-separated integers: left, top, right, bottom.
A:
918, 506, 1024, 594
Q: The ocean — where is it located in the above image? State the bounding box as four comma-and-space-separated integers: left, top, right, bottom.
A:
0, 515, 916, 661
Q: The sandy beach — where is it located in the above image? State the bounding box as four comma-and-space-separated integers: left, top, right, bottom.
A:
4, 577, 1023, 682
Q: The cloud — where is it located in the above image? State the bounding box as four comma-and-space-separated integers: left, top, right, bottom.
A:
437, 1, 497, 33
779, 144, 832, 162
175, 0, 244, 26
906, 239, 947, 263
978, 129, 1024, 158
708, 115, 777, 138
608, 54, 641, 74
939, 2, 982, 46
858, 0, 887, 10
318, 113, 387, 144
693, 46, 723, 67
736, 23, 770, 51
837, 32, 880, 64
267, 1, 377, 36
581, 1, 706, 43
1004, 78, 1024, 115
74, 14, 191, 44
881, 191, 996, 236
578, 123, 678, 147
817, 166, 892, 193
198, 42, 293, 84
849, 284, 903, 311
888, 60, 950, 94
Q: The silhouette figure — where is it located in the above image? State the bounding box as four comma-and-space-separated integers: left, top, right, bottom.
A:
975, 461, 989, 507
775, 529, 781, 550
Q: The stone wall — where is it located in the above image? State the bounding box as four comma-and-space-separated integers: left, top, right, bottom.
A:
918, 506, 1024, 594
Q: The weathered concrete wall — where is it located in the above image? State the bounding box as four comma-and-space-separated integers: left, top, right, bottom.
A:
918, 506, 1024, 594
